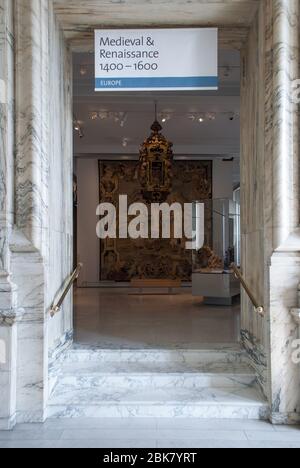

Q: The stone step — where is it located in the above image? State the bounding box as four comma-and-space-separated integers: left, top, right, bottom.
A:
47, 385, 268, 420
57, 361, 257, 390
50, 346, 248, 401
48, 346, 268, 421
63, 346, 248, 366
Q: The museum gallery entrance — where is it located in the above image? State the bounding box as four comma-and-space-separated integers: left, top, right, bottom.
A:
2, 0, 298, 428
72, 48, 241, 349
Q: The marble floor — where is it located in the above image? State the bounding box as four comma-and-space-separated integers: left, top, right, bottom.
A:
74, 288, 240, 349
1, 419, 300, 448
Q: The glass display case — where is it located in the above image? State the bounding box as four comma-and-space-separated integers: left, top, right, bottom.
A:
191, 198, 241, 305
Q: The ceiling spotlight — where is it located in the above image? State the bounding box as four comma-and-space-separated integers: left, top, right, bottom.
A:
73, 115, 84, 138
98, 110, 109, 120
122, 138, 130, 148
188, 113, 197, 122
159, 112, 172, 123
119, 112, 128, 128
198, 114, 205, 123
207, 112, 216, 121
80, 66, 87, 76
228, 112, 239, 121
74, 122, 84, 138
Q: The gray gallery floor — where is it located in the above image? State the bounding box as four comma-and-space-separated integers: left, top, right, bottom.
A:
1, 418, 300, 448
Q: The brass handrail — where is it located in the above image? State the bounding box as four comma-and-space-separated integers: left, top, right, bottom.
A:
230, 263, 264, 316
50, 263, 83, 318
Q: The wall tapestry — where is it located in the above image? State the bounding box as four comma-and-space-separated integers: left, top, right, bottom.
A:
99, 160, 212, 281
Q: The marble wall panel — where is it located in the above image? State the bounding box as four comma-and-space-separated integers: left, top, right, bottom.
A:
0, 0, 14, 275
46, 0, 73, 354
0, 325, 17, 430
11, 0, 73, 424
0, 0, 20, 431
240, 3, 267, 352
10, 240, 46, 423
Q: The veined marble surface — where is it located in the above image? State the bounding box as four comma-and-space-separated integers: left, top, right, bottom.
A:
48, 387, 268, 421
0, 0, 19, 432
0, 0, 14, 275
48, 345, 267, 420
54, 364, 257, 392
269, 254, 300, 424
268, 0, 300, 424
241, 330, 268, 398
53, 0, 259, 29
65, 347, 247, 365
6, 0, 73, 426
272, 0, 300, 248
1, 0, 300, 428
52, 0, 259, 51
240, 0, 300, 424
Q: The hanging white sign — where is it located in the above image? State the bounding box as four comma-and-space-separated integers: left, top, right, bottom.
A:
95, 28, 218, 92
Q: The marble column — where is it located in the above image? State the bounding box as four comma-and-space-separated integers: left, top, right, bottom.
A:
272, 0, 299, 250
15, 0, 49, 252
12, 0, 50, 423
240, 0, 300, 423
269, 0, 300, 424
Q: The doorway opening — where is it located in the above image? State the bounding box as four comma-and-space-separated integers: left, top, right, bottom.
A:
72, 49, 241, 349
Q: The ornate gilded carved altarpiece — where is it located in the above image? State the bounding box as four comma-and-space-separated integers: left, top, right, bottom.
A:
99, 160, 212, 281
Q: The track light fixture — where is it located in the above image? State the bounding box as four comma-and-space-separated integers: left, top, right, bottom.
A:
207, 112, 217, 121
90, 111, 128, 127
73, 117, 84, 138
88, 110, 239, 127
227, 112, 240, 121
159, 112, 172, 123
79, 66, 87, 76
122, 137, 130, 148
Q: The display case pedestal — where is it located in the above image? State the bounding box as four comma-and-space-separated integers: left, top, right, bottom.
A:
192, 271, 240, 306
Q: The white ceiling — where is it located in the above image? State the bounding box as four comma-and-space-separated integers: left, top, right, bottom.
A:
73, 49, 240, 160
